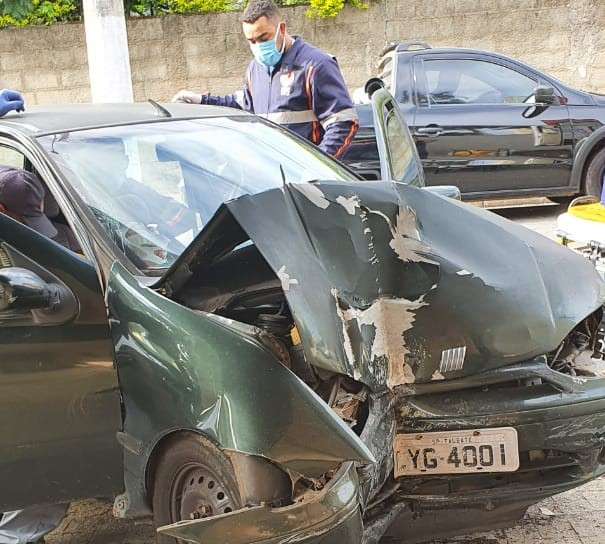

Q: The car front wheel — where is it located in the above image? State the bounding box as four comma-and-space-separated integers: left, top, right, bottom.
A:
585, 147, 605, 199
152, 433, 243, 544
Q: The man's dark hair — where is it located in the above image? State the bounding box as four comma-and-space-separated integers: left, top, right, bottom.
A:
242, 0, 280, 24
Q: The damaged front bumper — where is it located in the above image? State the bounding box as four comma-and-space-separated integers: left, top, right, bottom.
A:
371, 359, 605, 542
157, 462, 363, 544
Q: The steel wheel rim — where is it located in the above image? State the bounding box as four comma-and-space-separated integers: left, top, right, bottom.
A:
170, 462, 238, 523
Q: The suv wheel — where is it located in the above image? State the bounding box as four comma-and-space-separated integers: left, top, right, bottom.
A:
585, 147, 605, 198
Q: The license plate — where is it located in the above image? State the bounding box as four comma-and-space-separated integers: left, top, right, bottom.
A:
394, 427, 519, 476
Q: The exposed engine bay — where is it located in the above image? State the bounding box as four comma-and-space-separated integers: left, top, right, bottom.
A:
547, 308, 605, 377
174, 241, 370, 434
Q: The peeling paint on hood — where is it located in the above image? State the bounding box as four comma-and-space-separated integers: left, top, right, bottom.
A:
276, 265, 298, 291
158, 180, 605, 390
336, 194, 361, 215
385, 205, 437, 265
292, 183, 330, 209
333, 289, 427, 388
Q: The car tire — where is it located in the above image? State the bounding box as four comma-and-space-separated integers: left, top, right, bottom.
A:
584, 147, 605, 198
152, 433, 243, 544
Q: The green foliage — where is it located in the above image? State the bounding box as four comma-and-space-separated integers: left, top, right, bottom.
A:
0, 0, 33, 18
168, 0, 238, 13
0, 0, 366, 27
305, 0, 367, 18
124, 0, 168, 16
0, 0, 76, 27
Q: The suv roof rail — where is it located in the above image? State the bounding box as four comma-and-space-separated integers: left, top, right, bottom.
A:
380, 40, 431, 57
396, 41, 431, 52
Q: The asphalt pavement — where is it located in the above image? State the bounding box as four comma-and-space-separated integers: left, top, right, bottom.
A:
46, 201, 605, 544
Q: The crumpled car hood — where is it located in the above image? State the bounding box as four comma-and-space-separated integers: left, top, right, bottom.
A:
160, 181, 605, 391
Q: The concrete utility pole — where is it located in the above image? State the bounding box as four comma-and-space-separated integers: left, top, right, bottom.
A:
82, 0, 134, 102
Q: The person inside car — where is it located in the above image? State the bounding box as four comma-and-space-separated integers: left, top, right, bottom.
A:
0, 166, 81, 253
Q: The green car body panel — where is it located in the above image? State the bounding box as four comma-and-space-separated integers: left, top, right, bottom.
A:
161, 179, 605, 390
153, 177, 605, 542
106, 260, 374, 517
2, 93, 605, 544
158, 463, 362, 544
0, 214, 123, 510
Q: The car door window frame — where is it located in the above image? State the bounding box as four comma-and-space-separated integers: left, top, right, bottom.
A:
413, 54, 558, 108
370, 87, 425, 186
0, 136, 97, 271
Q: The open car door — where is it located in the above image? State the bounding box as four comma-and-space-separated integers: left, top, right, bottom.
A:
368, 79, 461, 199
0, 214, 123, 510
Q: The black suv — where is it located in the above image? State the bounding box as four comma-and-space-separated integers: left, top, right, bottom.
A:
342, 41, 605, 202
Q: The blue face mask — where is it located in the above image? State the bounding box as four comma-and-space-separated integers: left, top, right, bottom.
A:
251, 23, 285, 69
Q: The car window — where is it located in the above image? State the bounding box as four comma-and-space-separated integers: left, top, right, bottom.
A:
39, 117, 359, 274
420, 59, 538, 106
384, 105, 416, 182
0, 146, 82, 254
372, 90, 424, 187
0, 146, 24, 169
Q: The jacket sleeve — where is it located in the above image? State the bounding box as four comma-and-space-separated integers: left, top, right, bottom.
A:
200, 93, 243, 109
310, 58, 359, 158
200, 66, 254, 111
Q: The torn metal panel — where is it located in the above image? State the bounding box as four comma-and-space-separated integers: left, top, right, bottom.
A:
157, 463, 362, 544
222, 181, 440, 390
357, 391, 396, 507
145, 176, 605, 540
161, 180, 605, 389
333, 291, 427, 388
162, 182, 605, 389
106, 261, 374, 497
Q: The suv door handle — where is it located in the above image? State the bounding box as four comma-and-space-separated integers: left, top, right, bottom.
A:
416, 126, 443, 136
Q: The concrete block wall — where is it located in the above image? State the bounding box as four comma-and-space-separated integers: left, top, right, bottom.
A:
0, 22, 91, 104
0, 0, 603, 105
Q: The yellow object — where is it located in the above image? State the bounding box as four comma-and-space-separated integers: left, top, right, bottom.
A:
290, 325, 301, 346
568, 203, 605, 223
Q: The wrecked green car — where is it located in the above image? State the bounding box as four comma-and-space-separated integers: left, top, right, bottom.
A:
1, 89, 605, 544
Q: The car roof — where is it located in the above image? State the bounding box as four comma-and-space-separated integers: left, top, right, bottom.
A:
0, 102, 251, 137
385, 44, 511, 58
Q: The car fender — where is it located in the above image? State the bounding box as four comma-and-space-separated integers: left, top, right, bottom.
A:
571, 125, 605, 190
157, 462, 363, 544
105, 261, 374, 514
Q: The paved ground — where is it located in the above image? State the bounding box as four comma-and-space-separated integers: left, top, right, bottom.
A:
46, 201, 603, 544
44, 477, 605, 543
437, 477, 605, 543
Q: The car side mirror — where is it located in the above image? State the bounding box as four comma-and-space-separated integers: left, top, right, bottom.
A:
534, 86, 557, 105
0, 267, 56, 312
423, 185, 462, 200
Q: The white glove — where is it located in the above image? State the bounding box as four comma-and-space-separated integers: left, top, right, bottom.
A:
171, 89, 203, 104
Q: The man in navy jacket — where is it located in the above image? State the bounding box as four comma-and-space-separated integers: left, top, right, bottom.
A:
173, 0, 358, 158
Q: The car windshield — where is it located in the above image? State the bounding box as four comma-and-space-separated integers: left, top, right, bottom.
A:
38, 115, 358, 274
